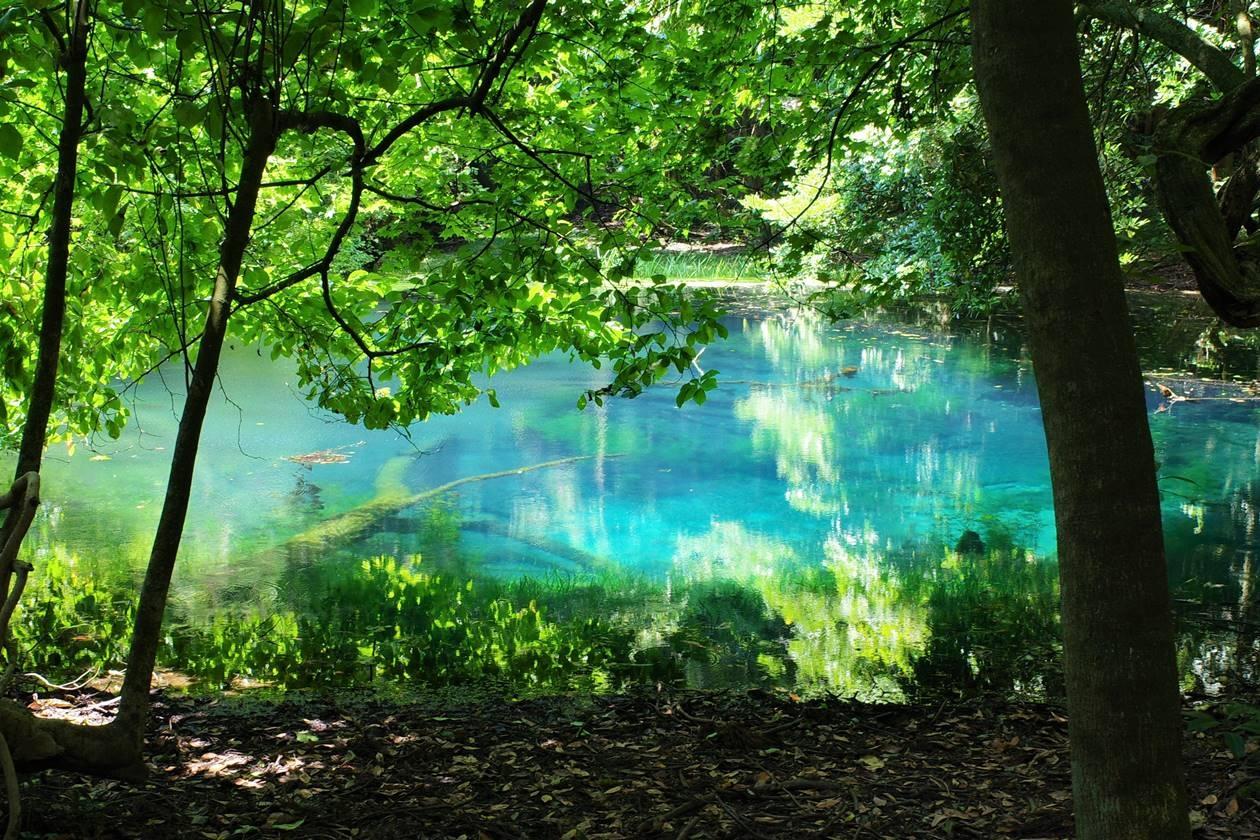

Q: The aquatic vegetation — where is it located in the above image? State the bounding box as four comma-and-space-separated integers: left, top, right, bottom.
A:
7, 298, 1259, 700
7, 529, 1252, 703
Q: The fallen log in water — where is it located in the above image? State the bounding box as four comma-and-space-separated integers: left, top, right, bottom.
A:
459, 517, 613, 572
282, 453, 620, 554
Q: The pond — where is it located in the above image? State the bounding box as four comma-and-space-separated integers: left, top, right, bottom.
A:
9, 291, 1260, 700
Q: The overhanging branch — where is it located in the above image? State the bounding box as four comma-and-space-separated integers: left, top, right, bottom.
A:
1080, 1, 1246, 91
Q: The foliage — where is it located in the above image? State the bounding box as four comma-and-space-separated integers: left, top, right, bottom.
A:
3, 0, 1260, 735
1185, 701, 1260, 764
728, 1, 1247, 315
15, 529, 1071, 700
0, 0, 750, 457
746, 102, 1011, 316
905, 544, 1063, 698
17, 550, 666, 691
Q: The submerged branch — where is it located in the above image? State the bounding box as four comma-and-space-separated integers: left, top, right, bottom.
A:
282, 453, 620, 553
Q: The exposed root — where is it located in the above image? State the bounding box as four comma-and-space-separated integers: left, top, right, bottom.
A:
20, 669, 99, 693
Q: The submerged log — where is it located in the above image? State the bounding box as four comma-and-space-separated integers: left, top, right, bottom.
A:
460, 517, 613, 572
282, 454, 620, 554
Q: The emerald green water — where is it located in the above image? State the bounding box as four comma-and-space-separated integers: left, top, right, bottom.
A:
11, 294, 1260, 699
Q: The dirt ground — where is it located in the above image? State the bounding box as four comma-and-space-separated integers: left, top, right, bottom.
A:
14, 687, 1260, 839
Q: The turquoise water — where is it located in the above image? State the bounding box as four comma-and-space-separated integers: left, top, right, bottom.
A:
13, 295, 1260, 697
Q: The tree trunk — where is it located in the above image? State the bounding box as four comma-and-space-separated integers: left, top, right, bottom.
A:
0, 2, 154, 780
0, 0, 89, 554
11, 0, 88, 479
113, 103, 278, 736
971, 3, 1190, 839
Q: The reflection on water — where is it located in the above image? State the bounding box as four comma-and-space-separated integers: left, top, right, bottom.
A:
8, 295, 1260, 698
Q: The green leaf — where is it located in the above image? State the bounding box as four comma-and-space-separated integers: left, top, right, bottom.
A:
0, 124, 22, 161
142, 5, 164, 39
173, 101, 201, 129
176, 23, 199, 57
675, 381, 694, 408
107, 206, 126, 239
1224, 731, 1247, 759
99, 184, 123, 218
204, 107, 223, 141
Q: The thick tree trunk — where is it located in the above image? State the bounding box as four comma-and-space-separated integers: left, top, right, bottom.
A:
114, 104, 278, 735
1153, 77, 1260, 327
971, 3, 1190, 839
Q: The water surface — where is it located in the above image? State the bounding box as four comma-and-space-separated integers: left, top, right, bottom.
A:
13, 294, 1260, 698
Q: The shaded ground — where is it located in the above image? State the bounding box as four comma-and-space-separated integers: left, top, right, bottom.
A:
16, 688, 1260, 839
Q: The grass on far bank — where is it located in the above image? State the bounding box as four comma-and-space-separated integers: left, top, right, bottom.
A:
373, 242, 767, 285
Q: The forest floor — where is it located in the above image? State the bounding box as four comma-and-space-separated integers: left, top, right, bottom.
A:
15, 687, 1260, 839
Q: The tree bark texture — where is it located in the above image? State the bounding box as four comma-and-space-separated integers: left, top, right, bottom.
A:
971, 3, 1190, 839
114, 103, 278, 734
1154, 76, 1260, 327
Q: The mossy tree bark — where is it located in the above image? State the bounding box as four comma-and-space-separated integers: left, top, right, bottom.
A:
971, 3, 1190, 839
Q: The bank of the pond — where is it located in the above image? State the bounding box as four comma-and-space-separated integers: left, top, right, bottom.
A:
14, 279, 1260, 703
17, 687, 1257, 839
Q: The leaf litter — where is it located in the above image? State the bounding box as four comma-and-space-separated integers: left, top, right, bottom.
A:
17, 688, 1260, 838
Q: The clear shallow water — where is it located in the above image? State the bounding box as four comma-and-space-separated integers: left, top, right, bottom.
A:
11, 296, 1260, 698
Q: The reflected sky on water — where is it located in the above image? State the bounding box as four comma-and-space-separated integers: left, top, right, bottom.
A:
12, 295, 1260, 697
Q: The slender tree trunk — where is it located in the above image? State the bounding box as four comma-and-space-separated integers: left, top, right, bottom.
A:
0, 0, 89, 703
0, 1, 152, 780
971, 3, 1190, 839
12, 0, 88, 478
114, 104, 277, 735
1238, 2, 1256, 78
0, 0, 89, 551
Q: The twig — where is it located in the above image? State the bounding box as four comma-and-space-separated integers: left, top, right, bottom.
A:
714, 795, 775, 840
642, 795, 713, 834
78, 695, 122, 714
753, 778, 851, 793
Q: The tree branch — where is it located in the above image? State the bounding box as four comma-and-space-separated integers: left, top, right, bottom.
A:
1081, 2, 1247, 91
